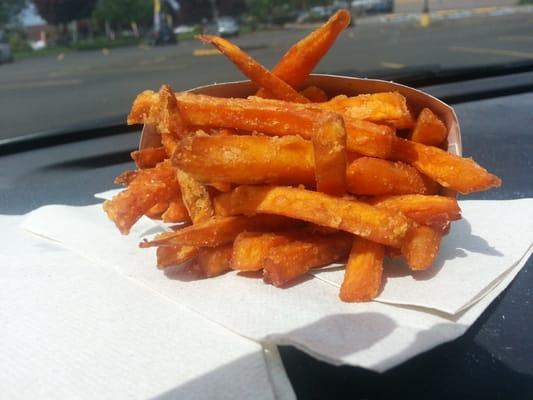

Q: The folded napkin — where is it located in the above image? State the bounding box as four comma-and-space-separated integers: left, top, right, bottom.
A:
1, 215, 294, 400
22, 198, 533, 372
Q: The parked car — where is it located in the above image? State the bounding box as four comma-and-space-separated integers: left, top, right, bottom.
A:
173, 25, 196, 35
351, 0, 394, 15
207, 17, 240, 37
0, 31, 13, 64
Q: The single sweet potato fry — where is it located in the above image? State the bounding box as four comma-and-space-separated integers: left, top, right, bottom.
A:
156, 245, 199, 269
146, 202, 169, 219
300, 86, 329, 102
321, 92, 414, 129
370, 194, 461, 231
161, 198, 191, 224
127, 87, 188, 156
232, 231, 298, 271
207, 181, 233, 193
197, 35, 309, 104
140, 214, 298, 248
256, 9, 350, 95
392, 137, 502, 194
339, 237, 384, 302
263, 232, 353, 287
131, 147, 167, 169
344, 119, 394, 159
176, 169, 214, 224
103, 162, 181, 234
410, 108, 447, 146
312, 113, 347, 196
216, 185, 412, 247
346, 157, 439, 195
401, 226, 442, 270
174, 92, 329, 136
158, 85, 188, 155
114, 170, 138, 186
195, 243, 234, 277
173, 134, 315, 185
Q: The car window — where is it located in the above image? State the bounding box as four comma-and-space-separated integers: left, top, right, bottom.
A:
0, 1, 532, 139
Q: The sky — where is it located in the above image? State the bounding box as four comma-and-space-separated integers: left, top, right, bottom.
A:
19, 3, 46, 27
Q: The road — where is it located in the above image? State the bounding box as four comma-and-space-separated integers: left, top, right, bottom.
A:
1, 11, 533, 139
394, 0, 516, 13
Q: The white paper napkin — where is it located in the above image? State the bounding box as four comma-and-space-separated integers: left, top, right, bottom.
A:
1, 215, 294, 400
22, 199, 533, 372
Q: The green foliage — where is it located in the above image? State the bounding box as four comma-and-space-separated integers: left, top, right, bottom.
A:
8, 31, 31, 52
0, 0, 27, 25
92, 0, 152, 29
518, 0, 533, 4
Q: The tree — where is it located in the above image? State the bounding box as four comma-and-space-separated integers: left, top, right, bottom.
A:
92, 0, 152, 30
34, 0, 97, 25
0, 0, 27, 26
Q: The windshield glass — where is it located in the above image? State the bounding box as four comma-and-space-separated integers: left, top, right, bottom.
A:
1, 0, 532, 139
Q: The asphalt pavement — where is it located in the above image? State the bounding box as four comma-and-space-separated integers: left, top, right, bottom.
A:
1, 11, 532, 139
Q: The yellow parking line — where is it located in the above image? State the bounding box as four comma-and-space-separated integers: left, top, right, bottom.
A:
193, 48, 221, 57
449, 46, 533, 59
382, 62, 405, 69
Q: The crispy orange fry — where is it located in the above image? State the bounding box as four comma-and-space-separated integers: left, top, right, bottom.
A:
174, 134, 315, 185
256, 9, 351, 95
161, 198, 191, 223
195, 244, 234, 277
370, 194, 461, 232
339, 237, 384, 302
346, 157, 439, 195
140, 214, 298, 248
176, 169, 214, 224
146, 202, 169, 219
300, 86, 329, 102
263, 232, 353, 287
174, 134, 397, 187
156, 245, 199, 269
312, 114, 347, 196
392, 137, 502, 194
127, 86, 188, 155
321, 92, 414, 129
114, 170, 138, 186
232, 230, 302, 271
401, 226, 442, 271
207, 181, 233, 193
104, 162, 181, 234
215, 185, 412, 247
131, 147, 167, 169
344, 119, 394, 159
410, 108, 447, 147
197, 35, 310, 104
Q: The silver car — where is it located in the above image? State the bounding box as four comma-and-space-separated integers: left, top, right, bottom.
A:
208, 17, 240, 37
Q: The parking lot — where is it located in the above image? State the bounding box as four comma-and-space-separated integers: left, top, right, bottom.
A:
1, 8, 532, 139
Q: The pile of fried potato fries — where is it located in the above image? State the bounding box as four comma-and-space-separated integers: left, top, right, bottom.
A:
104, 10, 501, 302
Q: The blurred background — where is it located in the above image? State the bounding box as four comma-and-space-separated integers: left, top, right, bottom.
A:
1, 0, 532, 138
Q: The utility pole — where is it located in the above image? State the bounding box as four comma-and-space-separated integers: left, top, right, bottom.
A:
420, 0, 431, 27
154, 0, 161, 32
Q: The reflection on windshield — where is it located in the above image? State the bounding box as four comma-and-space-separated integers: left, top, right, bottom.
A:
0, 0, 532, 138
